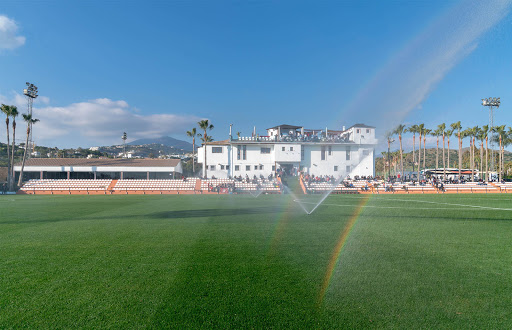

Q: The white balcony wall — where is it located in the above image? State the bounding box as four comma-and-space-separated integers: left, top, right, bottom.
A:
274, 144, 301, 162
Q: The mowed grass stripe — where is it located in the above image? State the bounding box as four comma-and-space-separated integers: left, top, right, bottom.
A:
1, 194, 511, 328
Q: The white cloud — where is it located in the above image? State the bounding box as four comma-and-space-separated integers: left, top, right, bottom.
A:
0, 15, 25, 50
0, 94, 203, 147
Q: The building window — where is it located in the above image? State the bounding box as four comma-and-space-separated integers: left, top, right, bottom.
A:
356, 129, 360, 133
246, 165, 251, 171
346, 149, 351, 160
363, 149, 370, 156
328, 146, 332, 156
282, 147, 285, 151
301, 145, 305, 160
366, 129, 370, 133
212, 147, 223, 153
220, 165, 225, 170
254, 165, 258, 170
261, 147, 270, 154
235, 165, 240, 171
210, 165, 216, 171
346, 165, 351, 173
237, 146, 241, 160
259, 165, 264, 170
226, 165, 230, 170
321, 146, 326, 161
243, 145, 247, 160
334, 166, 338, 172
290, 147, 294, 151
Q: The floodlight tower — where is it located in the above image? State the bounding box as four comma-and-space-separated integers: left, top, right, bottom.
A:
23, 82, 38, 152
482, 97, 500, 174
122, 132, 127, 157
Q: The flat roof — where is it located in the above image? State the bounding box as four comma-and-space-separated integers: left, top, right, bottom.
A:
266, 124, 303, 130
17, 158, 181, 167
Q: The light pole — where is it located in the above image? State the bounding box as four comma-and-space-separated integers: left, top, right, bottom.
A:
122, 132, 127, 157
23, 82, 38, 152
482, 97, 500, 176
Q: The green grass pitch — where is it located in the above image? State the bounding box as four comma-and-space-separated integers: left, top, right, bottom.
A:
1, 193, 512, 328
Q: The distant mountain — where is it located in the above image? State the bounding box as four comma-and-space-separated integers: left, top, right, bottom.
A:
128, 136, 197, 152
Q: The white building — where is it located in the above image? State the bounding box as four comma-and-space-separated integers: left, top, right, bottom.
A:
197, 124, 378, 179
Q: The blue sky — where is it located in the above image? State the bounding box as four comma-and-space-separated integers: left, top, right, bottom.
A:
1, 0, 511, 149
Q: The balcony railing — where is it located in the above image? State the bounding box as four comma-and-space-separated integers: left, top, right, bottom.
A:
232, 135, 352, 143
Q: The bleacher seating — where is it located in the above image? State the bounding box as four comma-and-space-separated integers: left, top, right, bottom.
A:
494, 182, 512, 192
201, 179, 281, 193
20, 179, 112, 191
113, 179, 195, 191
443, 183, 499, 193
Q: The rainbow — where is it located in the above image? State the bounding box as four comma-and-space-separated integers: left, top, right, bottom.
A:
317, 194, 371, 306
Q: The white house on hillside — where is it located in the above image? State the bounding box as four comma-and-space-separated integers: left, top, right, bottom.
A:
197, 124, 378, 179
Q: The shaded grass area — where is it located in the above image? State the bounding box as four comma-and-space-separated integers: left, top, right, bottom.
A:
1, 193, 512, 328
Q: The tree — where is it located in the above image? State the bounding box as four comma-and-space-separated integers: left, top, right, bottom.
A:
406, 124, 419, 174
417, 123, 425, 181
462, 128, 473, 181
422, 128, 431, 171
18, 114, 40, 186
469, 127, 479, 182
1, 104, 13, 190
393, 124, 406, 181
198, 120, 214, 178
186, 128, 197, 175
482, 125, 489, 181
445, 128, 453, 171
477, 127, 485, 180
492, 125, 506, 181
504, 127, 512, 179
9, 107, 19, 190
450, 121, 462, 180
437, 123, 446, 179
197, 134, 213, 143
385, 131, 395, 180
433, 126, 444, 177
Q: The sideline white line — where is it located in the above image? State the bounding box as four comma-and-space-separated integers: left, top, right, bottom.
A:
294, 200, 475, 211
376, 197, 512, 211
293, 199, 512, 211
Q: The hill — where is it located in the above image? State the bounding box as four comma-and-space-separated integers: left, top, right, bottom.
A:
128, 136, 197, 152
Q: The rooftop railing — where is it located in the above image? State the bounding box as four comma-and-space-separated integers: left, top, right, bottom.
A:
231, 135, 353, 143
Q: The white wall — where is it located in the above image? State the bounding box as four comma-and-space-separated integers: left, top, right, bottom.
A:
198, 141, 375, 179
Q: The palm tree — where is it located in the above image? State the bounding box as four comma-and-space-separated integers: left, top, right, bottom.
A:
422, 128, 431, 171
437, 123, 446, 179
492, 125, 506, 182
198, 120, 214, 178
406, 124, 419, 174
477, 127, 485, 180
433, 126, 443, 177
482, 125, 489, 181
504, 128, 512, 179
393, 124, 406, 181
186, 128, 197, 175
1, 104, 13, 189
450, 122, 462, 180
445, 128, 453, 171
9, 107, 19, 191
461, 128, 470, 181
471, 126, 479, 182
197, 134, 213, 143
18, 114, 40, 187
385, 131, 395, 180
417, 123, 425, 181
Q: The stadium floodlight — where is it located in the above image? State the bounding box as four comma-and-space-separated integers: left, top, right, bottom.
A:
23, 82, 39, 153
482, 96, 501, 176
